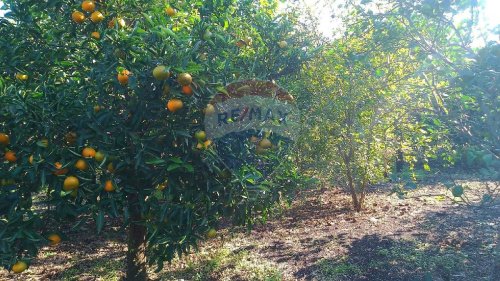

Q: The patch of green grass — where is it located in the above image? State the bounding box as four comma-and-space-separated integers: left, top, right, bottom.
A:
382, 242, 465, 273
315, 241, 468, 280
61, 257, 123, 281
315, 257, 362, 280
160, 247, 282, 281
88, 258, 123, 280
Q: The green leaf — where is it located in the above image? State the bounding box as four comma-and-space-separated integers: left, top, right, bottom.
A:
145, 158, 166, 165
167, 163, 181, 171
374, 69, 385, 77
216, 86, 228, 95
423, 163, 430, 171
169, 157, 183, 164
184, 164, 194, 172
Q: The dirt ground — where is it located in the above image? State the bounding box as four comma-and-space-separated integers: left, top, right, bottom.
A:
1, 173, 498, 281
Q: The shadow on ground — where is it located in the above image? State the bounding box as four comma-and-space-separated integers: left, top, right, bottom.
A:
294, 202, 499, 281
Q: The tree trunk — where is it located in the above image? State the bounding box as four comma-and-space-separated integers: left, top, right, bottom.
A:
345, 159, 363, 212
351, 192, 362, 212
353, 199, 363, 212
395, 149, 404, 173
125, 193, 147, 281
357, 184, 366, 212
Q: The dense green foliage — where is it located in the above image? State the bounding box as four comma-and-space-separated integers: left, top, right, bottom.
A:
0, 0, 316, 278
289, 0, 499, 209
0, 0, 498, 278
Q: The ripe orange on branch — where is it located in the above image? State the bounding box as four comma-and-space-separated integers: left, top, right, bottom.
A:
63, 176, 79, 191
117, 69, 131, 85
167, 99, 183, 112
91, 31, 100, 39
181, 85, 193, 95
104, 180, 115, 192
72, 11, 85, 23
90, 11, 104, 23
82, 0, 96, 12
0, 133, 9, 145
75, 159, 88, 171
4, 151, 17, 162
82, 147, 96, 158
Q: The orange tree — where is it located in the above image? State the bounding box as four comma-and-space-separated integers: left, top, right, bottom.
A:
0, 0, 316, 279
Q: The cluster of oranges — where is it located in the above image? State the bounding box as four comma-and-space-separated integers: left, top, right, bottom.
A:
2, 132, 115, 195
152, 68, 213, 148
115, 66, 195, 116
164, 71, 194, 113
71, 1, 105, 39
2, 132, 64, 272
61, 146, 115, 193
1, 133, 17, 163
72, 1, 126, 40
3, 140, 123, 274
150, 65, 205, 122
70, 2, 211, 149
117, 66, 194, 115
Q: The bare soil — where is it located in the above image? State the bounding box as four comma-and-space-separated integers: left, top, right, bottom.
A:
1, 174, 498, 281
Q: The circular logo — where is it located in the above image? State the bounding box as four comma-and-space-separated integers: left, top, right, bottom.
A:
203, 80, 300, 179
